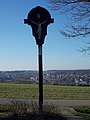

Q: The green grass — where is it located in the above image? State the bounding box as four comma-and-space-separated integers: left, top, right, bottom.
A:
44, 85, 90, 100
0, 83, 38, 99
0, 104, 11, 117
0, 83, 90, 100
74, 106, 90, 120
74, 106, 90, 114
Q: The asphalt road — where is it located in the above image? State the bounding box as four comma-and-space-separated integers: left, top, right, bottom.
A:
0, 98, 90, 106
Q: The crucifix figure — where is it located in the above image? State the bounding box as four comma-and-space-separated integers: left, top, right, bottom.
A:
31, 20, 47, 39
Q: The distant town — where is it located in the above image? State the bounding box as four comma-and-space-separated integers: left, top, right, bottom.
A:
0, 70, 90, 86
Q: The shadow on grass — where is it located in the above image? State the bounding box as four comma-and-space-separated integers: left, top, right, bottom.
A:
0, 112, 67, 120
0, 100, 67, 120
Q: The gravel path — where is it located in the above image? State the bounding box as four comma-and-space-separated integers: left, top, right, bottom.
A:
0, 98, 90, 106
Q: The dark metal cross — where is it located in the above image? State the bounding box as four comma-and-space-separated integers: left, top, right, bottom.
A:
24, 6, 54, 112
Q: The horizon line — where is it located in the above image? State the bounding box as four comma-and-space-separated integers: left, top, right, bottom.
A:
0, 69, 90, 72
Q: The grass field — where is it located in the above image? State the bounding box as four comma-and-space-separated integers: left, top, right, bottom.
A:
0, 83, 90, 100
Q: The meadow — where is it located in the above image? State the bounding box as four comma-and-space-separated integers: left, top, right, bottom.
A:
0, 83, 90, 100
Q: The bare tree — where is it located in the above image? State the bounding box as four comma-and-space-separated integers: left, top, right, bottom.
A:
48, 0, 90, 53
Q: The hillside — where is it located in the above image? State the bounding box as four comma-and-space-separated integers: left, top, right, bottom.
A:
0, 70, 90, 85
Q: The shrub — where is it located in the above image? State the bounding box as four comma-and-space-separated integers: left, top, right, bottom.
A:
8, 99, 66, 120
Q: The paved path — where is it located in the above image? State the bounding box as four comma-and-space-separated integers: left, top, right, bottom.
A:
45, 100, 90, 106
0, 98, 90, 106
